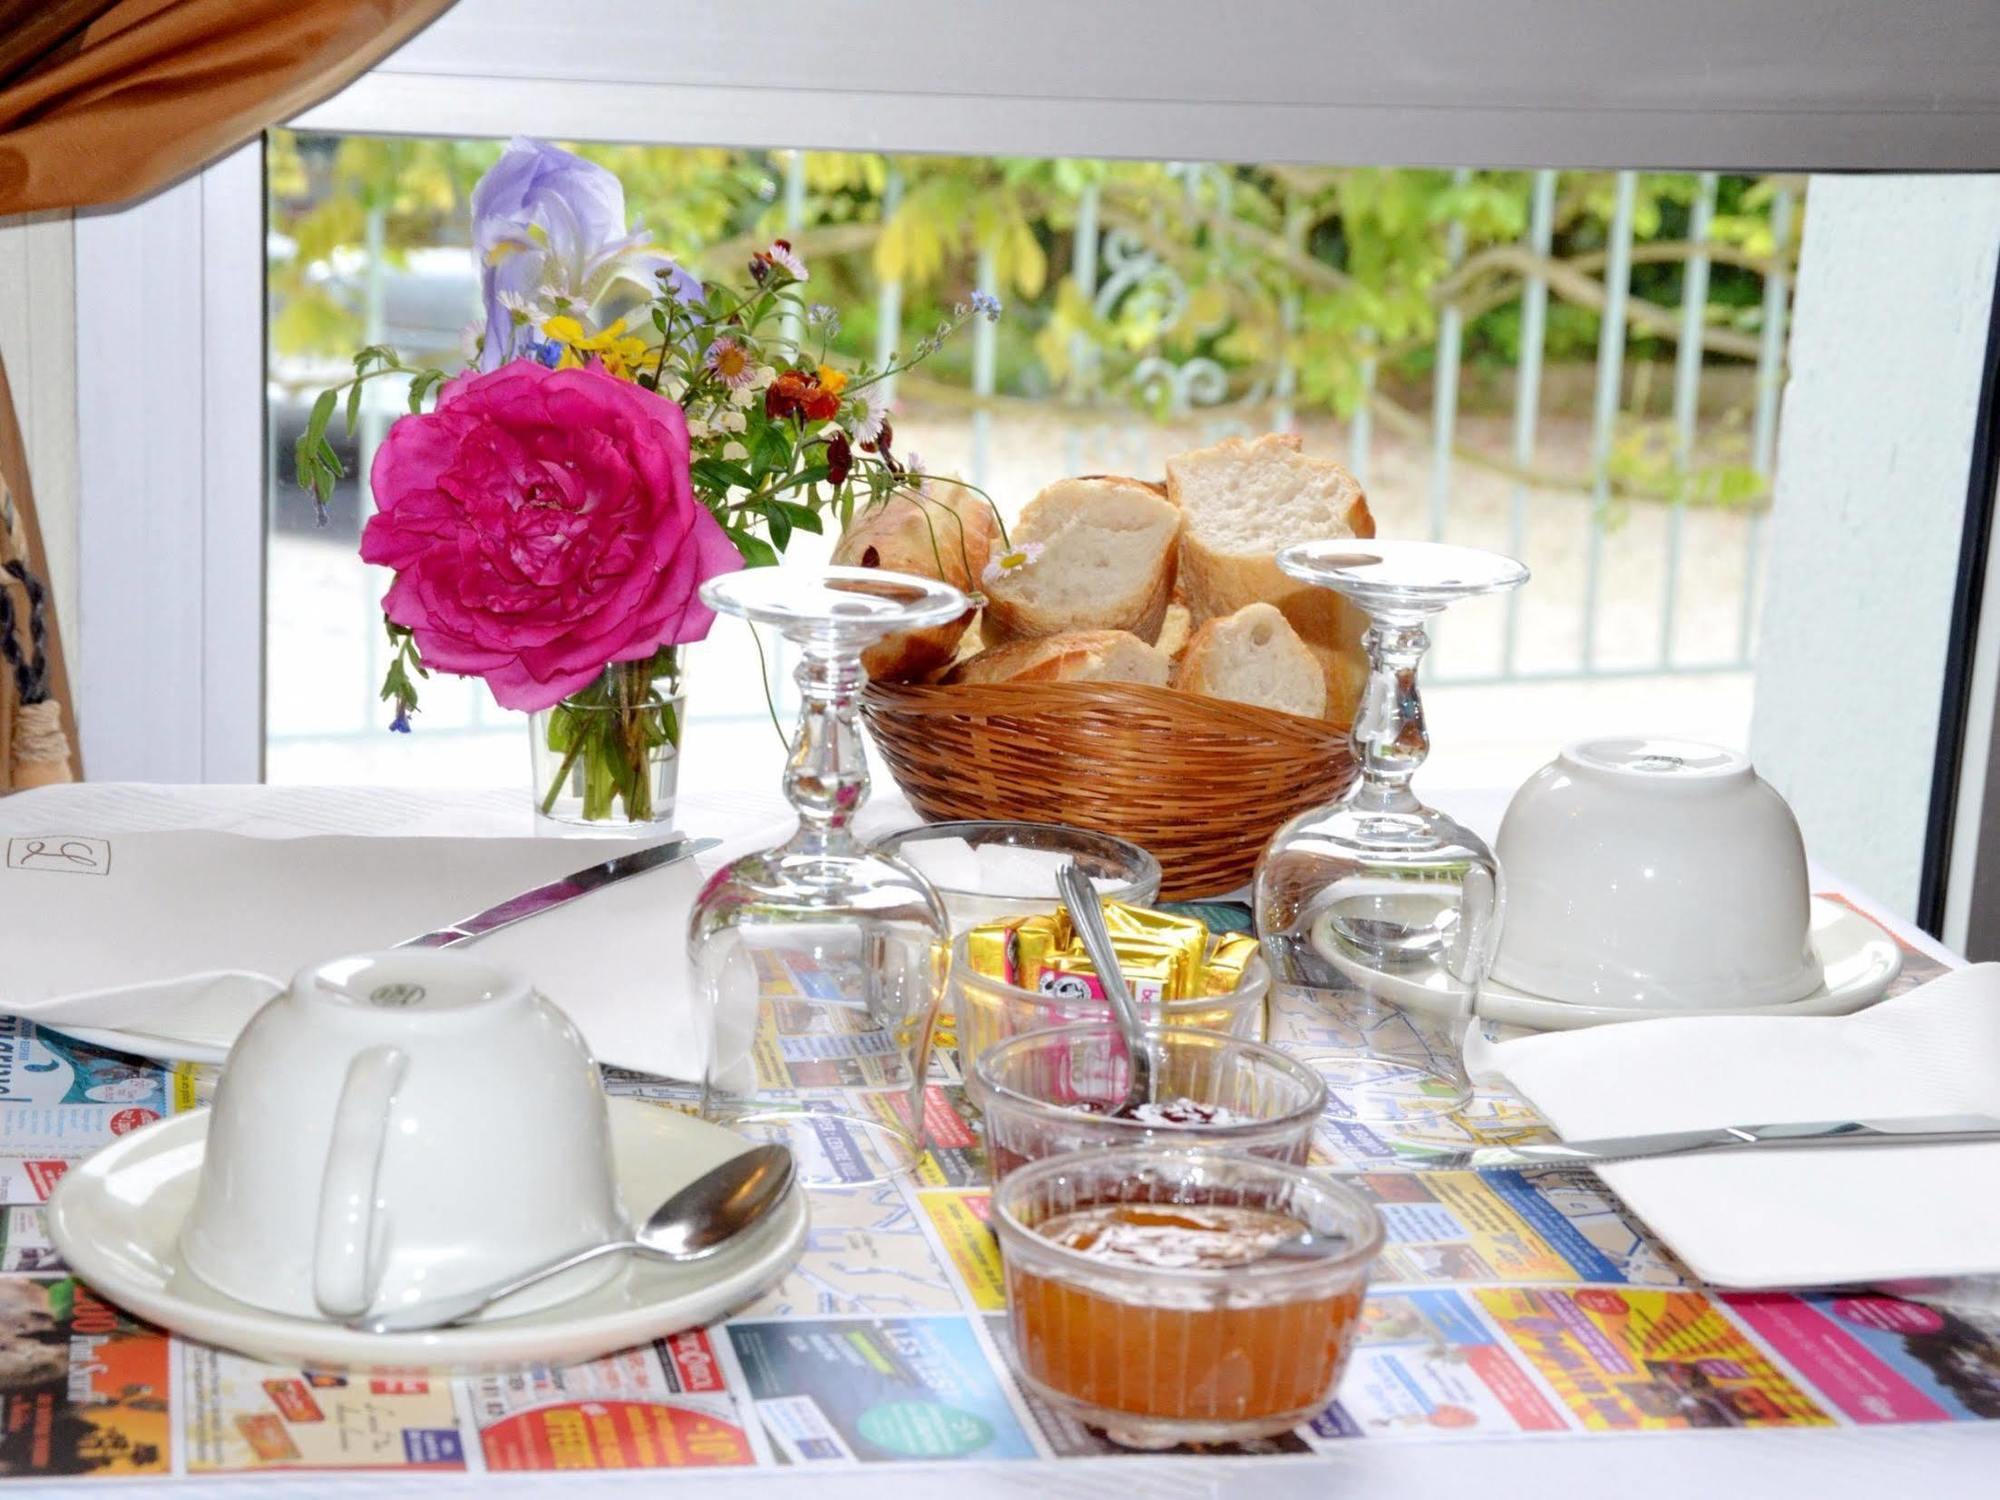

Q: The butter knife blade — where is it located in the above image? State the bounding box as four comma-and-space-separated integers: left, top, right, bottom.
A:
1445, 1114, 2000, 1172
396, 835, 718, 949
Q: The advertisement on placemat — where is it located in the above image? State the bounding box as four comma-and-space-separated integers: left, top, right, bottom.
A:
862, 1086, 986, 1187
0, 1209, 57, 1273
1327, 1291, 1568, 1439
728, 1317, 1035, 1463
1729, 1293, 2000, 1422
0, 1019, 169, 1112
1356, 1172, 1597, 1284
470, 1335, 754, 1471
181, 1350, 463, 1472
1478, 1288, 1832, 1430
0, 1278, 171, 1478
917, 1191, 1006, 1312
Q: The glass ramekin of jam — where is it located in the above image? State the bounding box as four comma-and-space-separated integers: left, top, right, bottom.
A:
968, 1023, 1326, 1183
992, 1146, 1382, 1448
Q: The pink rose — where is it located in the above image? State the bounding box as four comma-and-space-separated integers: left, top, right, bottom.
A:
361, 361, 741, 712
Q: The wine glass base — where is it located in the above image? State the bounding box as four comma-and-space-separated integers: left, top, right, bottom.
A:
709, 1103, 922, 1188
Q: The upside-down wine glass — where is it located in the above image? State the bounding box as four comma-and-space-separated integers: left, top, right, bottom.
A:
687, 566, 968, 1185
1254, 540, 1529, 1130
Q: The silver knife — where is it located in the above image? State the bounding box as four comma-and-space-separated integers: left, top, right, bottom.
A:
1432, 1115, 2000, 1172
396, 835, 718, 949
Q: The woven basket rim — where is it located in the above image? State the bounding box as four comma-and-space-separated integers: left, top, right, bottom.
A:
863, 678, 1352, 739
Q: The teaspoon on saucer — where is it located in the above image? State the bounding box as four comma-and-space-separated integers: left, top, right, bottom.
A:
355, 1142, 794, 1334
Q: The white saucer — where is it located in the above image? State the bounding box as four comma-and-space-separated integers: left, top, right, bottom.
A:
1350, 897, 1902, 1031
46, 1098, 807, 1373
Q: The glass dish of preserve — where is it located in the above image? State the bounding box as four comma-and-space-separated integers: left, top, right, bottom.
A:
991, 1146, 1383, 1448
969, 1023, 1325, 1183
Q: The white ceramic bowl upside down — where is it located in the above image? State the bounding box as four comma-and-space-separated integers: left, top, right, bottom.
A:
1491, 737, 1822, 1012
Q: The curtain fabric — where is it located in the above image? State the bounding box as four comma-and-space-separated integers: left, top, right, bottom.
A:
0, 0, 455, 216
0, 0, 455, 785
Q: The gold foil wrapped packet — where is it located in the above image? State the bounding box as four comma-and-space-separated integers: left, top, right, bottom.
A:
964, 901, 1253, 1002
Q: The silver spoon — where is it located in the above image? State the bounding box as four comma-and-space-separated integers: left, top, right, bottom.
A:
355, 1143, 795, 1334
1057, 860, 1154, 1109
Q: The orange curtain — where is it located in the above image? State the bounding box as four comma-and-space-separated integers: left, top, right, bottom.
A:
0, 0, 456, 215
0, 0, 456, 783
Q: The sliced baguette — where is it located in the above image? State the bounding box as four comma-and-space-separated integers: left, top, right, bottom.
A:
1165, 433, 1375, 722
831, 484, 996, 682
943, 629, 1171, 688
980, 477, 1181, 646
1175, 602, 1327, 718
1152, 601, 1194, 661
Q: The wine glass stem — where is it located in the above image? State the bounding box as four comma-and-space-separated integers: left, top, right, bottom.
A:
782, 639, 869, 856
1354, 618, 1431, 811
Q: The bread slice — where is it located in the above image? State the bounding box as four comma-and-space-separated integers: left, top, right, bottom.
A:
980, 477, 1181, 646
831, 483, 997, 682
1175, 603, 1327, 718
943, 630, 1170, 688
1165, 434, 1375, 723
1152, 602, 1194, 660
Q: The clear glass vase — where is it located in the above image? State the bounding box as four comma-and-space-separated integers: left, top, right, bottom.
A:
529, 648, 686, 831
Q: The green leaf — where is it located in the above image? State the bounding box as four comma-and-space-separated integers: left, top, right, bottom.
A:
344, 378, 364, 437
763, 500, 792, 552
691, 457, 756, 494
731, 530, 779, 568
307, 387, 338, 446
772, 501, 822, 534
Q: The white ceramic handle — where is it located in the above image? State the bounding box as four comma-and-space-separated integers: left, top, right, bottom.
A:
313, 1045, 407, 1319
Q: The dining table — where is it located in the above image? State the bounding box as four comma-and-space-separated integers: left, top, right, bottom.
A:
0, 778, 1996, 1499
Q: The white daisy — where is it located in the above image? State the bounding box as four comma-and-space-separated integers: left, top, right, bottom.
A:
848, 385, 890, 445
982, 542, 1046, 588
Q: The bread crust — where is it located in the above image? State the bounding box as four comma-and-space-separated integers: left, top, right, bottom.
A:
1167, 435, 1375, 723
942, 629, 1170, 687
1175, 602, 1328, 718
980, 476, 1181, 647
832, 485, 996, 681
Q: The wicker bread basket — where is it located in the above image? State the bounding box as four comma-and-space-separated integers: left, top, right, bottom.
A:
862, 681, 1358, 899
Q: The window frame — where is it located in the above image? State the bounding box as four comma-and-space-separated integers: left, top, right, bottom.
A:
66, 0, 2000, 788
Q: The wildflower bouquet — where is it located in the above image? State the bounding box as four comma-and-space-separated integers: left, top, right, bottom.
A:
296, 137, 999, 824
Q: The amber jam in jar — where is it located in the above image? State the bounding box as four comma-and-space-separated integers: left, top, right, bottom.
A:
992, 1148, 1383, 1448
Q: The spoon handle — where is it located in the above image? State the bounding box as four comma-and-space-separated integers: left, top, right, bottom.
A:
1058, 861, 1154, 1105
356, 1238, 637, 1334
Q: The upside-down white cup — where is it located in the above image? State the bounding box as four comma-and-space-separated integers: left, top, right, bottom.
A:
1491, 737, 1822, 1011
180, 950, 624, 1323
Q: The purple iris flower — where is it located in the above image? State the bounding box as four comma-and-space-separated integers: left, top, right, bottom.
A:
471, 138, 703, 370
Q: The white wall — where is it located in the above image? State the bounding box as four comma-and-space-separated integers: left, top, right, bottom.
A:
1751, 175, 2000, 917
0, 211, 78, 673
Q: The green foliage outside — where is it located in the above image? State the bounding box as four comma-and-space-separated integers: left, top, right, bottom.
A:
269, 132, 1801, 512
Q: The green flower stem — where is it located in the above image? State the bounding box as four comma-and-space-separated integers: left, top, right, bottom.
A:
537, 649, 684, 823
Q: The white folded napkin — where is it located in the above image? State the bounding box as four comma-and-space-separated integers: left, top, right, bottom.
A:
1464, 964, 2000, 1287
0, 829, 730, 1080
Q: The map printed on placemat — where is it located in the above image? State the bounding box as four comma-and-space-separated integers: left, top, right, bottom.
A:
4, 900, 2000, 1478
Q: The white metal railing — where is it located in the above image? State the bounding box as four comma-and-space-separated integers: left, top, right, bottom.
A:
265, 154, 1795, 765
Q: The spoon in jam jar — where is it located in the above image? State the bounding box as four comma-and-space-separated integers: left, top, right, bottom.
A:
1058, 859, 1156, 1108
